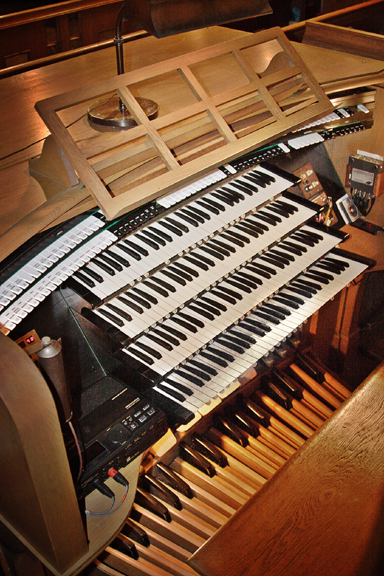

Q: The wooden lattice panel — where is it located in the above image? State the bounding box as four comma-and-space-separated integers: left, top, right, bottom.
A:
36, 27, 332, 220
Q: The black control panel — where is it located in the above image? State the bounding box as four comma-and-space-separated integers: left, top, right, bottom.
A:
65, 375, 167, 498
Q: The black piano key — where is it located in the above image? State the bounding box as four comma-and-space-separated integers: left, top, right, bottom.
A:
183, 255, 209, 271
188, 304, 215, 321
325, 256, 349, 269
262, 303, 288, 319
252, 310, 280, 325
231, 274, 259, 290
136, 341, 162, 359
274, 199, 297, 214
180, 365, 211, 381
92, 259, 115, 276
201, 197, 226, 212
210, 191, 234, 206
225, 229, 250, 244
170, 316, 198, 333
221, 185, 244, 201
246, 216, 269, 232
97, 252, 123, 271
234, 224, 259, 238
66, 278, 102, 307
143, 280, 168, 297
181, 207, 205, 223
195, 299, 221, 316
110, 536, 139, 560
206, 345, 234, 362
291, 232, 315, 247
176, 369, 205, 387
135, 232, 160, 250
152, 276, 177, 293
176, 211, 199, 227
189, 359, 217, 376
267, 204, 290, 218
161, 324, 188, 341
285, 284, 313, 298
123, 291, 151, 309
242, 173, 263, 188
165, 216, 189, 233
168, 265, 193, 282
145, 333, 173, 351
173, 261, 199, 278
225, 278, 252, 293
279, 242, 303, 256
304, 229, 323, 242
237, 178, 259, 193
304, 271, 329, 284
216, 416, 248, 447
216, 337, 245, 354
187, 205, 211, 220
73, 270, 96, 287
132, 286, 158, 304
254, 168, 275, 183
200, 350, 227, 368
154, 328, 179, 346
316, 261, 341, 275
124, 239, 149, 256
135, 487, 171, 522
211, 289, 236, 305
270, 248, 295, 262
164, 378, 194, 397
236, 270, 263, 285
259, 209, 281, 223
215, 285, 243, 300
277, 292, 304, 305
160, 269, 186, 286
307, 268, 333, 281
178, 311, 204, 328
118, 243, 142, 260
105, 302, 132, 321
128, 346, 155, 365
230, 181, 253, 196
252, 212, 277, 226
142, 475, 183, 511
122, 519, 150, 547
219, 232, 244, 247
245, 263, 273, 278
210, 238, 236, 253
272, 295, 300, 309
206, 242, 230, 257
156, 382, 188, 403
199, 245, 225, 261
241, 220, 266, 235
294, 278, 321, 292
243, 317, 271, 333
260, 255, 285, 269
97, 307, 124, 327
118, 295, 144, 314
196, 199, 220, 215
188, 252, 214, 267
106, 248, 130, 267
180, 443, 216, 477
240, 320, 267, 337
201, 295, 227, 312
159, 220, 183, 237
229, 329, 256, 345
149, 226, 173, 242
141, 228, 166, 246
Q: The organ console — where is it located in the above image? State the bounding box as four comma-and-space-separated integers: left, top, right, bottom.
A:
1, 3, 384, 576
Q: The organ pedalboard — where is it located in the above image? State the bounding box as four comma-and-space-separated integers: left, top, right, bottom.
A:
92, 346, 356, 576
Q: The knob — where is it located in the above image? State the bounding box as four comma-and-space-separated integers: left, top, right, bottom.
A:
107, 424, 131, 444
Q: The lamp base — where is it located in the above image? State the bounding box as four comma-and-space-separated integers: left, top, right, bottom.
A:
87, 94, 158, 130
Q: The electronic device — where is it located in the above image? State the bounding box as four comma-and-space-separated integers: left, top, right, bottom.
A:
336, 193, 361, 224
65, 374, 167, 498
350, 219, 383, 235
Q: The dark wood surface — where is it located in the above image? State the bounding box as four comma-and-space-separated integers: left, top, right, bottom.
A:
189, 360, 384, 576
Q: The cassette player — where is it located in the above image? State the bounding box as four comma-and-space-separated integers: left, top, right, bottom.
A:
65, 375, 167, 497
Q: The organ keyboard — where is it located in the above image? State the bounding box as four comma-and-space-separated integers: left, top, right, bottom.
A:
0, 155, 374, 430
